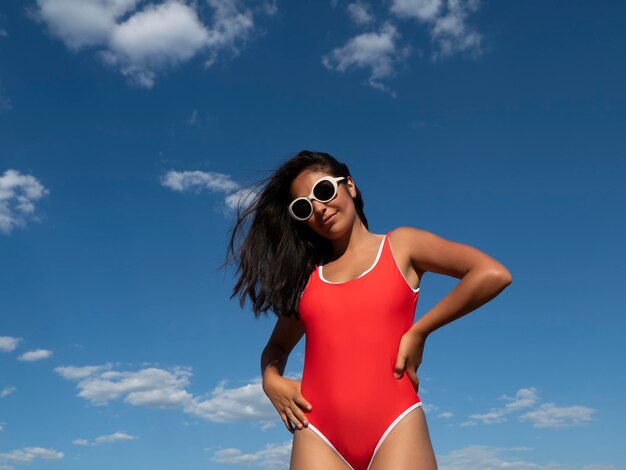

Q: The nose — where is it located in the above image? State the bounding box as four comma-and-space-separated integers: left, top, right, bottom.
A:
310, 199, 328, 217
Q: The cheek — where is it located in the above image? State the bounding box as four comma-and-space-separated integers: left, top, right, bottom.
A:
338, 195, 355, 213
305, 218, 320, 232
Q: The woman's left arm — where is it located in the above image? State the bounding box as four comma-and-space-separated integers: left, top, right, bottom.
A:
392, 226, 512, 389
399, 226, 512, 337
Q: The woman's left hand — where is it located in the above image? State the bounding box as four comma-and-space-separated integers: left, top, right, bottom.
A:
393, 329, 428, 393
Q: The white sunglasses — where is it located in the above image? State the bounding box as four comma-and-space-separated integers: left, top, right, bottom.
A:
288, 176, 346, 221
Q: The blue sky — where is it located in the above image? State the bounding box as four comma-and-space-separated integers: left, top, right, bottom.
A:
1, 0, 625, 469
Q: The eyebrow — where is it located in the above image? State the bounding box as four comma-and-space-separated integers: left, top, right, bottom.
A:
292, 176, 326, 199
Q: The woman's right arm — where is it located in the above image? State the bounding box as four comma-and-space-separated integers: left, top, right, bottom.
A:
261, 314, 305, 378
261, 315, 311, 433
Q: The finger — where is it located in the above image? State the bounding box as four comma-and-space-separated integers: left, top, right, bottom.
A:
295, 394, 313, 412
394, 358, 406, 378
292, 403, 310, 427
281, 414, 294, 434
285, 407, 304, 430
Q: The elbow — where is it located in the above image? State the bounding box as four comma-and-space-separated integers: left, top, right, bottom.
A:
483, 266, 512, 287
494, 269, 512, 287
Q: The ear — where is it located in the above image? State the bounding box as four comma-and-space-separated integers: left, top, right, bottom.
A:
345, 176, 357, 198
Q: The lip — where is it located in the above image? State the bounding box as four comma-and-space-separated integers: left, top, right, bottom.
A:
321, 212, 337, 226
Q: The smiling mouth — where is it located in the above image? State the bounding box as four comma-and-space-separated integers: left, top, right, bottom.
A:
321, 213, 337, 225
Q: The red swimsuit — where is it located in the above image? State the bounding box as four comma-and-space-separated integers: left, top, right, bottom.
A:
298, 231, 422, 470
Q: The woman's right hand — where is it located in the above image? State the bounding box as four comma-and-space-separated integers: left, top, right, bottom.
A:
262, 376, 313, 434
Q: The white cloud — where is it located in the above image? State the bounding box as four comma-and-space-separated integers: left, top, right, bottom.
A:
0, 170, 50, 235
210, 441, 615, 470
0, 447, 63, 465
73, 431, 138, 446
0, 387, 16, 398
0, 336, 22, 352
466, 408, 507, 425
430, 0, 482, 59
437, 411, 453, 418
57, 364, 287, 427
111, 2, 208, 63
464, 387, 538, 425
346, 1, 374, 26
325, 0, 483, 93
0, 29, 7, 37
257, 1, 278, 17
160, 169, 256, 214
389, 0, 483, 60
322, 22, 409, 96
224, 187, 258, 212
55, 364, 113, 380
161, 170, 240, 193
519, 403, 596, 429
421, 402, 437, 414
390, 0, 443, 22
461, 387, 594, 430
17, 349, 53, 362
204, 0, 255, 68
437, 445, 562, 470
103, 1, 209, 87
441, 449, 616, 470
95, 432, 137, 444
71, 366, 193, 406
32, 0, 140, 49
183, 377, 277, 423
500, 387, 539, 412
32, 0, 272, 88
210, 440, 292, 470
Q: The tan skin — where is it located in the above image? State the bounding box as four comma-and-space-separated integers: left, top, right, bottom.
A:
261, 168, 512, 469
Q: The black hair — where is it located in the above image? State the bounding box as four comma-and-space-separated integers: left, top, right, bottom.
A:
221, 150, 368, 320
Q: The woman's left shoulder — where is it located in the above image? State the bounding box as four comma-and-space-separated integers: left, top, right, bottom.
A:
388, 226, 430, 245
387, 226, 442, 266
388, 226, 511, 280
386, 226, 428, 260
388, 226, 463, 255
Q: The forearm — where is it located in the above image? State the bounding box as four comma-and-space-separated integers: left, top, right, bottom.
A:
261, 343, 288, 385
410, 266, 511, 338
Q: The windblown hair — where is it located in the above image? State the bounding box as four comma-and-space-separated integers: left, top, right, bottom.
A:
222, 150, 368, 320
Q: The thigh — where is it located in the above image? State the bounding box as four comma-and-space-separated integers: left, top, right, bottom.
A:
369, 406, 438, 470
290, 426, 350, 470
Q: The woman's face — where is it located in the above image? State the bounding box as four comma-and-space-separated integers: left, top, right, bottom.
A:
289, 168, 357, 238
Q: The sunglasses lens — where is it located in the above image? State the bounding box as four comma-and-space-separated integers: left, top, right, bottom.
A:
291, 199, 312, 219
313, 180, 336, 202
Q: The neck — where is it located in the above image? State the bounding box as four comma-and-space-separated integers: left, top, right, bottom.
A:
326, 219, 378, 261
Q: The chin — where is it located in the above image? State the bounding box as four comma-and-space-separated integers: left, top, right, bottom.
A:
324, 222, 349, 239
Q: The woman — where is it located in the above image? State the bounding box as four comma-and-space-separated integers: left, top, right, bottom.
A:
225, 150, 512, 469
